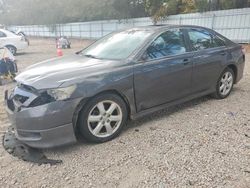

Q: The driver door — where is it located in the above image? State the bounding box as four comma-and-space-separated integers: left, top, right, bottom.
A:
134, 28, 193, 111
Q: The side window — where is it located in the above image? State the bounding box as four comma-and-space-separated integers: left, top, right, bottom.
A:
146, 29, 187, 60
187, 29, 213, 51
0, 31, 6, 38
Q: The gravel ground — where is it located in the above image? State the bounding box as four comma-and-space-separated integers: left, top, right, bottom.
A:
0, 38, 249, 188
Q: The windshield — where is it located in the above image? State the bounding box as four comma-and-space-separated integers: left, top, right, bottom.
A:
81, 29, 153, 60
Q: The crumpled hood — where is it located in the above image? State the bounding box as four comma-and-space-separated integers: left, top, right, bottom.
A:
15, 54, 113, 90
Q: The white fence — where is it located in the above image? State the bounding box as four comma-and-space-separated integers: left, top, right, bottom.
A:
9, 8, 250, 43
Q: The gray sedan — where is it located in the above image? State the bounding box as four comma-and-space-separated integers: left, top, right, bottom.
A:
5, 25, 245, 148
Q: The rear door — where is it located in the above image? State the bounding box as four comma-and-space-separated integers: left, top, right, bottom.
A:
134, 28, 193, 111
185, 28, 227, 93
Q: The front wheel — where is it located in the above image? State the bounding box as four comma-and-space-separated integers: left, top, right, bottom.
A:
78, 93, 128, 143
212, 68, 235, 99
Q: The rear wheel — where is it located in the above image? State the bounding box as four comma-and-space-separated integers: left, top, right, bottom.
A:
6, 45, 17, 55
78, 93, 128, 143
212, 68, 235, 99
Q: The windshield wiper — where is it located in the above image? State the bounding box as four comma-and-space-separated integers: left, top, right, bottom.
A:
84, 54, 98, 59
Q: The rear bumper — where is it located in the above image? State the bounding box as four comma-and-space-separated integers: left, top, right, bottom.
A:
16, 41, 28, 50
5, 90, 81, 148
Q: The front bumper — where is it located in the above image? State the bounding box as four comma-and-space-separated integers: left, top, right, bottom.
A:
5, 89, 81, 148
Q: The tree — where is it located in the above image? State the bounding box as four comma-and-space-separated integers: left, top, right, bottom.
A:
143, 0, 166, 24
234, 0, 249, 8
179, 0, 196, 13
143, 0, 184, 24
112, 0, 147, 19
0, 0, 120, 25
195, 0, 208, 12
143, 0, 197, 24
0, 0, 249, 25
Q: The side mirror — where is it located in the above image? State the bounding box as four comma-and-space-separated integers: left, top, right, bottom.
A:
140, 52, 149, 62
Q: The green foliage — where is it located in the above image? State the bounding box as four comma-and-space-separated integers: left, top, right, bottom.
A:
143, 0, 186, 24
143, 0, 168, 24
112, 0, 146, 19
0, 0, 125, 25
195, 0, 208, 12
0, 0, 249, 25
180, 0, 197, 13
196, 0, 250, 12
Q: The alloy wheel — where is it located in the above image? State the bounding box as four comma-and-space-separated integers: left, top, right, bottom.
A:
7, 46, 16, 55
87, 100, 123, 138
219, 71, 233, 96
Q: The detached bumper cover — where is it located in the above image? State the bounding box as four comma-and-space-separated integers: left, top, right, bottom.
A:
5, 89, 81, 148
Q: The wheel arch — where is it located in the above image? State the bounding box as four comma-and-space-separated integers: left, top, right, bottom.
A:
5, 44, 17, 55
5, 44, 17, 49
227, 64, 237, 84
92, 89, 131, 116
72, 89, 131, 132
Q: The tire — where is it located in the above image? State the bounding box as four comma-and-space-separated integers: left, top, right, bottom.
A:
78, 93, 128, 143
212, 67, 235, 99
13, 61, 18, 73
6, 45, 17, 55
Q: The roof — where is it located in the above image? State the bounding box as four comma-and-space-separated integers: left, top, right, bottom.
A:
118, 25, 214, 35
135, 24, 211, 31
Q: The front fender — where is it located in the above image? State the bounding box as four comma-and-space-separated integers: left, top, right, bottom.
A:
63, 63, 137, 116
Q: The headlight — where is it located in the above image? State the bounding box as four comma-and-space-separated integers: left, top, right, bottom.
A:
47, 85, 76, 101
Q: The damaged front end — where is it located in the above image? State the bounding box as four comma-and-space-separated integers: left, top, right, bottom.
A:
4, 83, 81, 148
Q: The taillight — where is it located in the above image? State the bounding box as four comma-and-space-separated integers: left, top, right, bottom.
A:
241, 46, 246, 55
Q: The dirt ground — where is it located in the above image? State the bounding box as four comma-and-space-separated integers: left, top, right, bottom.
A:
0, 38, 249, 188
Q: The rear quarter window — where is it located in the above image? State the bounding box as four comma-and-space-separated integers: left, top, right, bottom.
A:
187, 28, 227, 51
213, 35, 226, 47
187, 29, 214, 51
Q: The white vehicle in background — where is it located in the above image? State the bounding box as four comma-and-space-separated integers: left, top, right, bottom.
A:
0, 29, 28, 55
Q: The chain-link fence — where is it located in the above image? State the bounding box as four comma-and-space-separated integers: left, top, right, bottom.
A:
8, 8, 250, 43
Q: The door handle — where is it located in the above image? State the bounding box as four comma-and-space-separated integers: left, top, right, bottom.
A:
183, 58, 191, 65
